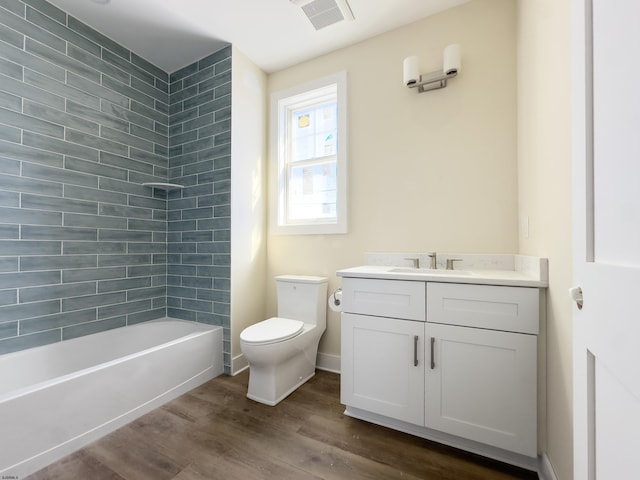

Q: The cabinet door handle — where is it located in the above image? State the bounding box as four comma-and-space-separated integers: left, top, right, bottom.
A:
413, 335, 419, 367
430, 337, 435, 369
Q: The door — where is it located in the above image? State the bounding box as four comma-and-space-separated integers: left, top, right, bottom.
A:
573, 1, 640, 478
341, 313, 424, 425
425, 323, 537, 457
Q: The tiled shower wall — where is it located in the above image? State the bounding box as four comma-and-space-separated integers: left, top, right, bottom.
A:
167, 48, 232, 371
0, 0, 231, 358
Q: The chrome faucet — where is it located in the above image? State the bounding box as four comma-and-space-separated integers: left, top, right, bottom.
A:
426, 252, 437, 269
404, 257, 420, 268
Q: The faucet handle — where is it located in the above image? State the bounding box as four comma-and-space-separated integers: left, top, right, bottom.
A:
445, 258, 463, 270
426, 252, 437, 269
404, 257, 419, 269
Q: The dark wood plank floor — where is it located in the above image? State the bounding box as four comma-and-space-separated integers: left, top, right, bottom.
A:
28, 370, 538, 480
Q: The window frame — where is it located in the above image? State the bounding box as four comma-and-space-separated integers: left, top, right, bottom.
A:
270, 71, 348, 235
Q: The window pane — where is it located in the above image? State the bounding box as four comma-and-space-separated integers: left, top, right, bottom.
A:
291, 102, 337, 162
287, 160, 337, 222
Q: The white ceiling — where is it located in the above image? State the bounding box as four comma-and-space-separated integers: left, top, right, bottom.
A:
46, 0, 470, 75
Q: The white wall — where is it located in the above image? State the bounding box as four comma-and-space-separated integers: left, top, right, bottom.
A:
230, 47, 268, 372
266, 0, 518, 366
517, 1, 573, 479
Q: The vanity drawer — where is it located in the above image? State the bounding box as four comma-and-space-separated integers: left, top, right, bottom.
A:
342, 278, 426, 321
427, 283, 539, 334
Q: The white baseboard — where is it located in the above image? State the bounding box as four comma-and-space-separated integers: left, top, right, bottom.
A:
316, 352, 340, 374
231, 353, 248, 375
538, 452, 558, 480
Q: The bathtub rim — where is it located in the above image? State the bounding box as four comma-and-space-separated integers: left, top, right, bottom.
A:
0, 318, 218, 404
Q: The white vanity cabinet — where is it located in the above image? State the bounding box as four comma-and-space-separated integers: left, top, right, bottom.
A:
340, 276, 540, 461
425, 283, 538, 457
340, 279, 426, 424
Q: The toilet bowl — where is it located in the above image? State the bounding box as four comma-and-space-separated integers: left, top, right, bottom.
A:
240, 275, 328, 406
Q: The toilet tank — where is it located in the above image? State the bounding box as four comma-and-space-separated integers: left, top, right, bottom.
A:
276, 275, 328, 327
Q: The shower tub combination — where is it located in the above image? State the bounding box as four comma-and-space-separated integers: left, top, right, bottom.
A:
0, 318, 223, 479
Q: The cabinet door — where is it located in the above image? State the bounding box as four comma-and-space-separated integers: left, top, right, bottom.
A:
341, 313, 424, 425
425, 323, 537, 457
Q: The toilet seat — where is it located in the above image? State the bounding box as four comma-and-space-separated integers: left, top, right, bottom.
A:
240, 317, 304, 345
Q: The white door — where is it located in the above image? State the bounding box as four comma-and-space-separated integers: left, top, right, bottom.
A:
425, 323, 537, 457
341, 313, 424, 425
573, 1, 640, 478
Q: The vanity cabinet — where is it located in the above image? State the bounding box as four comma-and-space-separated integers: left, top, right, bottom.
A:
340, 277, 540, 459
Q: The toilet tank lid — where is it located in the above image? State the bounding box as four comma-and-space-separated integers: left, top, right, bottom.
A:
275, 275, 328, 284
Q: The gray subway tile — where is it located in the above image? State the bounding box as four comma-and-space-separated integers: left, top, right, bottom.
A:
0, 0, 25, 17
131, 52, 166, 81
64, 213, 127, 230
63, 241, 125, 254
0, 240, 60, 255
26, 7, 100, 56
101, 49, 153, 86
62, 291, 125, 311
0, 90, 22, 112
63, 267, 126, 283
22, 163, 98, 189
97, 298, 150, 319
0, 138, 63, 168
0, 206, 61, 226
100, 151, 154, 176
66, 128, 129, 157
102, 75, 154, 109
26, 38, 100, 83
0, 225, 18, 239
20, 308, 97, 334
0, 329, 60, 354
128, 308, 165, 324
99, 203, 151, 220
0, 70, 65, 109
98, 277, 150, 293
20, 282, 96, 303
67, 71, 129, 109
100, 100, 153, 131
100, 125, 154, 153
22, 193, 97, 215
22, 0, 67, 24
0, 123, 20, 143
98, 229, 152, 242
2, 7, 66, 53
0, 270, 59, 288
24, 68, 100, 110
131, 76, 168, 104
130, 100, 167, 125
21, 225, 97, 241
66, 155, 128, 181
198, 46, 231, 71
20, 255, 96, 271
98, 254, 150, 267
127, 286, 165, 301
0, 26, 23, 55
67, 43, 130, 85
68, 15, 130, 61
0, 299, 60, 321
66, 99, 128, 133
0, 320, 17, 338
0, 173, 63, 198
170, 62, 198, 83
23, 100, 99, 136
64, 185, 127, 205
62, 316, 126, 340
23, 131, 99, 162
0, 257, 18, 272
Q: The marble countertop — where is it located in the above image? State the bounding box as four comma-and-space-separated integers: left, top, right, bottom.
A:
336, 253, 548, 288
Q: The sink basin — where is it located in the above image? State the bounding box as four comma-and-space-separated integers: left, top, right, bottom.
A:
389, 267, 471, 276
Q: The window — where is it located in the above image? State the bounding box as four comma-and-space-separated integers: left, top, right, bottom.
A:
270, 72, 347, 234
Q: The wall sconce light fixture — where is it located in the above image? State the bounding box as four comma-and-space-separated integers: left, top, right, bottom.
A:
403, 44, 461, 93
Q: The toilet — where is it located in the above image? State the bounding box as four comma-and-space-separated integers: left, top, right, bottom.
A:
240, 275, 328, 406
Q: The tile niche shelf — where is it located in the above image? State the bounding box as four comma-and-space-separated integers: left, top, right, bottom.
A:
142, 182, 184, 191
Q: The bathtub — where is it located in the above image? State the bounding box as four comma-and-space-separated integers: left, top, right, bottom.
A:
0, 318, 223, 478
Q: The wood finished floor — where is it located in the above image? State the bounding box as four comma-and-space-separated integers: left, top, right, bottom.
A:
27, 370, 538, 480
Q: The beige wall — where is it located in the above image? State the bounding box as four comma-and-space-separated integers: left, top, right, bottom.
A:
266, 0, 519, 362
230, 47, 268, 370
517, 1, 573, 479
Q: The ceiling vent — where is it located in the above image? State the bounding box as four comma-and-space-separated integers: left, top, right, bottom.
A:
291, 0, 355, 30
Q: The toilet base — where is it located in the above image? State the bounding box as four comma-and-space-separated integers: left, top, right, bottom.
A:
245, 347, 318, 406
247, 370, 315, 406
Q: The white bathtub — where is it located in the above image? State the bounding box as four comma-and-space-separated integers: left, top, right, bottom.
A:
0, 318, 223, 478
